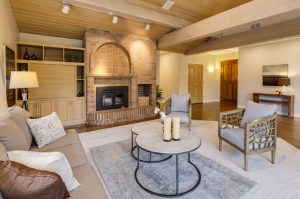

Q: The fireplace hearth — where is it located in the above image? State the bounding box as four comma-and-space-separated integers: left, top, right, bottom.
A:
96, 86, 129, 111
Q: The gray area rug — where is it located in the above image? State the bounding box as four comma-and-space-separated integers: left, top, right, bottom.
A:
90, 139, 256, 199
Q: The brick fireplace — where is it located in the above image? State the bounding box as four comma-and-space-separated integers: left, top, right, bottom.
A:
85, 29, 157, 125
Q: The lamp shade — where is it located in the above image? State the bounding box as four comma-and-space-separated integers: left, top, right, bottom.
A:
0, 71, 9, 120
9, 71, 39, 89
277, 78, 291, 86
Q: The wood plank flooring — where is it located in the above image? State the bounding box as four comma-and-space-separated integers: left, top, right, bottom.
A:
74, 101, 300, 149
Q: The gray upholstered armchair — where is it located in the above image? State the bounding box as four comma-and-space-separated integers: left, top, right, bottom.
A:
162, 94, 192, 130
218, 106, 277, 171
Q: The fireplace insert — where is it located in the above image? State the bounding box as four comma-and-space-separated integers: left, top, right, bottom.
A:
96, 86, 129, 110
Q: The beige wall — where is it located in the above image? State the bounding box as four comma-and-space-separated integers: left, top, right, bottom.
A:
159, 51, 238, 102
19, 33, 83, 48
159, 52, 180, 99
0, 0, 19, 71
238, 37, 300, 117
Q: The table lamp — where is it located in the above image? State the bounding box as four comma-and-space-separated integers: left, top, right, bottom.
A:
0, 71, 9, 120
277, 77, 290, 94
9, 71, 39, 111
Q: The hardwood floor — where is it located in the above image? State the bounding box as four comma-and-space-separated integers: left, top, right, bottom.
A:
192, 101, 300, 149
74, 101, 300, 149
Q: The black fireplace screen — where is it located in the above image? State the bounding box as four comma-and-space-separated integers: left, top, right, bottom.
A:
96, 86, 129, 110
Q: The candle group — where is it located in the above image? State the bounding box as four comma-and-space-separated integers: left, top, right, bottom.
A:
163, 117, 181, 142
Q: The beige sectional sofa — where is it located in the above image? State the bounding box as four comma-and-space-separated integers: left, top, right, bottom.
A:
0, 107, 107, 199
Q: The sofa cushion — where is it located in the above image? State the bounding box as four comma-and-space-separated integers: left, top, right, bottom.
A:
170, 94, 190, 113
0, 143, 8, 161
30, 129, 79, 152
0, 161, 70, 199
71, 164, 106, 199
0, 118, 29, 151
8, 106, 32, 149
168, 112, 189, 123
31, 143, 87, 169
27, 112, 66, 148
240, 101, 277, 128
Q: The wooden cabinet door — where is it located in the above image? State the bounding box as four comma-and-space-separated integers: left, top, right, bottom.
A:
70, 98, 85, 121
53, 98, 71, 124
188, 64, 203, 104
36, 100, 53, 117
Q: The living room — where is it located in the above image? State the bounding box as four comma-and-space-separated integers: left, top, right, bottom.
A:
1, 0, 300, 198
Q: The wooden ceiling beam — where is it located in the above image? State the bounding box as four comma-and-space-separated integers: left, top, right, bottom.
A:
66, 0, 192, 29
185, 18, 300, 55
159, 0, 300, 49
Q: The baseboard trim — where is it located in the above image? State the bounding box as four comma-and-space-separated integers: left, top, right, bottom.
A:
203, 99, 220, 103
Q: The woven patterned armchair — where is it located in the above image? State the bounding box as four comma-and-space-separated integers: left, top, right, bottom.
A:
162, 98, 192, 130
218, 109, 277, 171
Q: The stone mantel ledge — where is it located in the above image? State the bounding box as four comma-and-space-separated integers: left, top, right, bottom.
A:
87, 73, 137, 78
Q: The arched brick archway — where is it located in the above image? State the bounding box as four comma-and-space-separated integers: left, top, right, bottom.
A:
90, 42, 131, 74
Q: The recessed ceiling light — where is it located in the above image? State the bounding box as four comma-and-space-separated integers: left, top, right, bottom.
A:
112, 15, 118, 24
162, 0, 175, 10
145, 23, 151, 31
62, 4, 70, 14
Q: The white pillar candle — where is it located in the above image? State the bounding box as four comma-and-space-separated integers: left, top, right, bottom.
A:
172, 117, 181, 141
163, 117, 172, 142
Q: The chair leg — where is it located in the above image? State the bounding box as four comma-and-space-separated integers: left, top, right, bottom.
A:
188, 121, 191, 131
219, 139, 222, 151
271, 150, 276, 164
244, 154, 248, 171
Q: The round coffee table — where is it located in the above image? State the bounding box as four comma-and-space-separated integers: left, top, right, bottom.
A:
135, 132, 201, 197
131, 121, 172, 163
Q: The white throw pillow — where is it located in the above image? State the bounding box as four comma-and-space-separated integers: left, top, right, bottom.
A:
7, 150, 80, 191
170, 94, 190, 113
240, 101, 277, 128
27, 112, 66, 148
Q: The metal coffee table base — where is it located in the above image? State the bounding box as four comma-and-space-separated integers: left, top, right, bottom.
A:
134, 147, 201, 197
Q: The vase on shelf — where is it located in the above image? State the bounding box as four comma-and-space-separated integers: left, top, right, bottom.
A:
23, 48, 30, 60
31, 53, 37, 60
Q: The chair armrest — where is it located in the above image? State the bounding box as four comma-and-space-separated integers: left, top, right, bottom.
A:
244, 113, 277, 153
218, 109, 244, 132
162, 98, 171, 115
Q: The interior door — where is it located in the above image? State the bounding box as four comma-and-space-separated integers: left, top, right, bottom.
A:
220, 60, 238, 102
188, 64, 203, 104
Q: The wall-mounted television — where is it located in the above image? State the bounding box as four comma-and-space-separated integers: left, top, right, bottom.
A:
262, 64, 288, 86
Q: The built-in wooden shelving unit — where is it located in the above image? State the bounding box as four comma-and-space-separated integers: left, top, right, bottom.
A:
15, 42, 86, 126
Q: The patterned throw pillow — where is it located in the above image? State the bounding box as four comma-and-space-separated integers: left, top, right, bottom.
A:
26, 112, 66, 148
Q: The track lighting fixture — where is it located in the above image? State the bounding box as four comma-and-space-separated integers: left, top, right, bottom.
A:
62, 4, 70, 14
145, 23, 151, 31
112, 15, 118, 24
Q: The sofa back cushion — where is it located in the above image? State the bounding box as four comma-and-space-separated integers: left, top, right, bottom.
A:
240, 101, 277, 128
0, 143, 8, 161
0, 118, 29, 151
8, 106, 32, 148
170, 94, 190, 113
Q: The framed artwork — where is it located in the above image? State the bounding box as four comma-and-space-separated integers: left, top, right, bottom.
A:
262, 64, 288, 86
2, 45, 16, 107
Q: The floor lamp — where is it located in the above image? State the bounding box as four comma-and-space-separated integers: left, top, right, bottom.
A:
9, 71, 39, 112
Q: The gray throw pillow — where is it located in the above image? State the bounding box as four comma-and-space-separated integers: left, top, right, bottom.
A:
240, 101, 277, 128
170, 94, 190, 113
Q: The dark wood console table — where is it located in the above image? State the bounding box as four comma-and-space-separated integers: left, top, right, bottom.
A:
253, 93, 294, 118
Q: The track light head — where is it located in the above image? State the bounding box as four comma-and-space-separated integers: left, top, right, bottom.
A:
145, 23, 151, 31
62, 4, 70, 14
112, 15, 118, 24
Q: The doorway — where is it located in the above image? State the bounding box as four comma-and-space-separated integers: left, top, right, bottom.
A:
188, 64, 203, 104
220, 59, 238, 103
